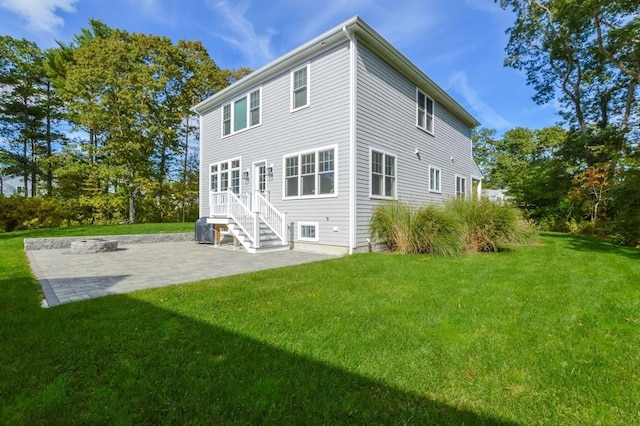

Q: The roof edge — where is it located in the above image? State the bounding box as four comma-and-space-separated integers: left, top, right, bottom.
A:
193, 16, 480, 128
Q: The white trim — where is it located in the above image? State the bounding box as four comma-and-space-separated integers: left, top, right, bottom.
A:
199, 113, 204, 217
282, 145, 338, 199
455, 174, 467, 198
193, 17, 479, 128
416, 87, 434, 135
369, 147, 397, 200
210, 157, 242, 194
346, 27, 357, 254
290, 63, 311, 112
428, 165, 442, 193
252, 159, 269, 196
221, 86, 262, 138
298, 222, 320, 242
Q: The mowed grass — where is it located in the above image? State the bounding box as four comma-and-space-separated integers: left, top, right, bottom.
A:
1, 225, 639, 424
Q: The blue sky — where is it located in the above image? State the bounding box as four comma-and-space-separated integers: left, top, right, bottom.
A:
0, 0, 561, 135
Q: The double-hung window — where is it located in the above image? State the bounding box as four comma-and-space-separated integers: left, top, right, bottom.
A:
456, 175, 467, 198
417, 89, 434, 134
210, 159, 241, 194
284, 147, 335, 198
222, 88, 261, 136
429, 166, 441, 192
291, 64, 309, 111
371, 150, 396, 198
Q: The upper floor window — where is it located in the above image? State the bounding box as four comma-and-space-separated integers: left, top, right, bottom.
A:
417, 89, 434, 134
291, 64, 309, 111
284, 147, 335, 198
222, 88, 261, 137
371, 149, 396, 199
429, 166, 441, 193
456, 175, 467, 198
210, 158, 241, 194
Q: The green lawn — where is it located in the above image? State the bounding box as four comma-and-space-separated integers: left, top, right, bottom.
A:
1, 225, 639, 424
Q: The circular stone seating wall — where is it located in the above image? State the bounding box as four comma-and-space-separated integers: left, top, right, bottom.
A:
70, 239, 118, 254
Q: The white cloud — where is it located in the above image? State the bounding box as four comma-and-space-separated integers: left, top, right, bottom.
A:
208, 0, 275, 67
0, 0, 76, 33
449, 71, 512, 129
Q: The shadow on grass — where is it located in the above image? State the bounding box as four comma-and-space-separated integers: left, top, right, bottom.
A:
542, 232, 640, 260
0, 293, 519, 425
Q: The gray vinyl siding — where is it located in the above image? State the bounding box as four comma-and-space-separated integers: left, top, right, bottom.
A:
199, 42, 352, 248
354, 43, 479, 251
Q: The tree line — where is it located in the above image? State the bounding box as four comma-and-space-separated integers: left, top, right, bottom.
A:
1, 2, 638, 246
476, 0, 639, 246
0, 19, 249, 229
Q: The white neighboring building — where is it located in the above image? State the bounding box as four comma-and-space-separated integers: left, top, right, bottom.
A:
484, 189, 510, 204
0, 175, 32, 196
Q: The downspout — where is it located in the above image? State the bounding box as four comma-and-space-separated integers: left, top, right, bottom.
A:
343, 25, 357, 254
196, 111, 204, 219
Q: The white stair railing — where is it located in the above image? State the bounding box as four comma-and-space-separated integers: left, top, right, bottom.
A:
227, 190, 259, 248
210, 191, 228, 216
255, 191, 287, 245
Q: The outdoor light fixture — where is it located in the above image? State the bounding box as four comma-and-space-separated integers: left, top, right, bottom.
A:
268, 164, 274, 177
415, 147, 421, 161
243, 168, 250, 182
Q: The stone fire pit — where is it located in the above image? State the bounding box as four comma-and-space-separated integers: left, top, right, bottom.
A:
70, 238, 118, 254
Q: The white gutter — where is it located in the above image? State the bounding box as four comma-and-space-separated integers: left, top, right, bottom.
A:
343, 25, 357, 254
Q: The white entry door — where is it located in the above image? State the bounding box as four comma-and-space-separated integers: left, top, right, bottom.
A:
253, 161, 268, 202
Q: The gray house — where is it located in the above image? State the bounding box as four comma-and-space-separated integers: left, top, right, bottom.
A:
193, 16, 482, 254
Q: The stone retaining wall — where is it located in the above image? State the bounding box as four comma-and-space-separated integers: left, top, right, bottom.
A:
24, 233, 194, 251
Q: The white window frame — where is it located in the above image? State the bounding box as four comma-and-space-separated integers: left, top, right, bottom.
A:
416, 88, 434, 134
429, 165, 441, 193
370, 148, 397, 200
290, 63, 310, 112
455, 175, 467, 198
298, 221, 319, 242
221, 87, 262, 137
210, 158, 242, 194
282, 145, 337, 199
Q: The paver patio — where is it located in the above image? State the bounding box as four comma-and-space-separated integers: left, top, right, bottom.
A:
27, 241, 336, 306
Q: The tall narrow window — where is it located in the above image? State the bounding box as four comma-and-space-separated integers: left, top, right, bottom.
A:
429, 166, 441, 192
249, 89, 260, 126
318, 149, 334, 195
384, 155, 395, 197
456, 176, 467, 198
210, 164, 218, 191
371, 150, 396, 198
286, 157, 299, 197
284, 147, 336, 198
231, 160, 240, 194
222, 105, 231, 136
292, 65, 309, 110
301, 153, 315, 195
417, 89, 434, 133
220, 162, 229, 191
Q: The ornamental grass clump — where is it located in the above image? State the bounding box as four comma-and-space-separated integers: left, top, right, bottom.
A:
444, 197, 537, 252
370, 202, 464, 255
370, 198, 536, 255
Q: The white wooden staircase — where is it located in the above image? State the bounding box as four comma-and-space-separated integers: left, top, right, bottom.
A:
207, 190, 289, 254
